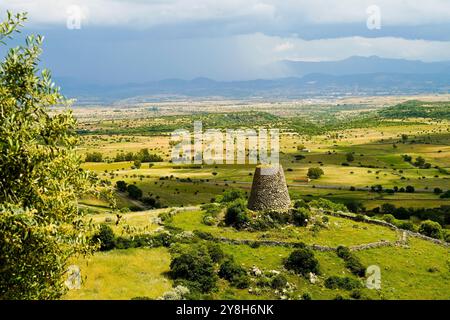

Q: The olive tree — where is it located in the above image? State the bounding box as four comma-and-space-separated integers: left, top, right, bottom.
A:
0, 12, 102, 299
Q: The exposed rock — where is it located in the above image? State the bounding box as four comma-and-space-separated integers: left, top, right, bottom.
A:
309, 272, 318, 284
247, 164, 291, 211
251, 265, 262, 277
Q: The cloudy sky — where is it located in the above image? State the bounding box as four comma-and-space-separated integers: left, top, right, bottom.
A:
1, 0, 450, 83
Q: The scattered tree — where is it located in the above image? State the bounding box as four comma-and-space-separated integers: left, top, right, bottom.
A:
307, 167, 324, 179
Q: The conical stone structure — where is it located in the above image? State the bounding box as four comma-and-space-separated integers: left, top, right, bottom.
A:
247, 164, 291, 212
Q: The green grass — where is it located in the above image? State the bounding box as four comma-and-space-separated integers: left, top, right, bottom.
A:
64, 248, 172, 300
355, 238, 450, 300
169, 209, 398, 247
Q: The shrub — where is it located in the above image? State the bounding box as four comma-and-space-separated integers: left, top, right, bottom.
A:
170, 247, 217, 293
161, 285, 190, 300
220, 189, 246, 203
115, 180, 128, 192
271, 274, 288, 289
206, 242, 224, 263
440, 190, 450, 199
444, 230, 450, 243
202, 215, 217, 226
133, 159, 142, 169
137, 148, 163, 163
382, 214, 395, 224
224, 199, 249, 229
127, 184, 143, 200
200, 203, 222, 216
324, 276, 362, 290
293, 199, 309, 209
346, 201, 364, 213
158, 211, 173, 223
142, 196, 161, 208
346, 153, 355, 162
284, 246, 320, 276
418, 220, 443, 239
405, 185, 415, 193
307, 167, 324, 179
151, 232, 173, 247
292, 207, 310, 227
308, 198, 347, 212
336, 246, 366, 277
85, 152, 103, 162
219, 258, 249, 288
193, 230, 216, 241
397, 221, 415, 231
353, 214, 366, 222
93, 224, 115, 251
381, 203, 396, 214
301, 292, 312, 300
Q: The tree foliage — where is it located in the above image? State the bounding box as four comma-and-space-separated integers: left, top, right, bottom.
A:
307, 167, 324, 179
0, 12, 100, 299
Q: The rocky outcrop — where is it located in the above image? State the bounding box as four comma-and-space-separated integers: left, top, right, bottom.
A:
247, 165, 291, 212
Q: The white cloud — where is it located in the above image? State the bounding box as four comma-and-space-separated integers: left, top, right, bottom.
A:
274, 41, 294, 52
1, 0, 450, 28
238, 33, 450, 63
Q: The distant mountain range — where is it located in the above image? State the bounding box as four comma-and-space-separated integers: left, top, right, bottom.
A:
56, 56, 450, 104
277, 56, 450, 76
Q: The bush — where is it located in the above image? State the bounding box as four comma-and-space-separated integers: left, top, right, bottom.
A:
170, 247, 217, 293
440, 190, 450, 199
115, 180, 127, 192
336, 246, 366, 277
200, 203, 222, 216
158, 211, 173, 223
85, 152, 103, 162
292, 207, 310, 227
271, 274, 288, 289
346, 201, 364, 213
346, 153, 355, 162
307, 167, 324, 179
284, 246, 320, 276
381, 203, 396, 214
218, 258, 249, 288
142, 196, 161, 208
220, 189, 246, 203
206, 242, 224, 263
93, 224, 115, 251
324, 276, 362, 290
405, 185, 415, 193
202, 215, 217, 226
301, 292, 312, 300
224, 199, 249, 229
444, 230, 450, 243
397, 221, 415, 231
382, 214, 395, 224
133, 159, 142, 169
127, 184, 143, 200
192, 230, 216, 241
418, 220, 443, 239
308, 198, 347, 212
161, 285, 190, 300
293, 199, 309, 209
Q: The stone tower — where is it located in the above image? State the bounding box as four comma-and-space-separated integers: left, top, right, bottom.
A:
247, 164, 291, 212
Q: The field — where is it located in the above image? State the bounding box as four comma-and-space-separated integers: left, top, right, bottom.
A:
65, 96, 449, 300
65, 208, 450, 300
